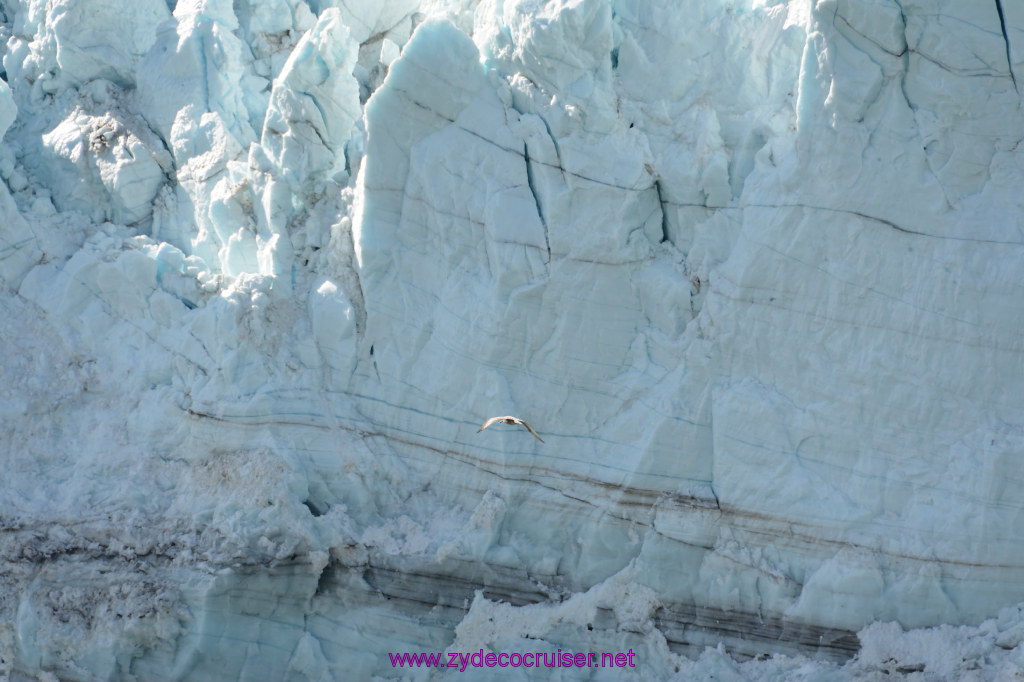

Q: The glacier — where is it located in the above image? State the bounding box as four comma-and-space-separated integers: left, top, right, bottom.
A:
2, 0, 1024, 679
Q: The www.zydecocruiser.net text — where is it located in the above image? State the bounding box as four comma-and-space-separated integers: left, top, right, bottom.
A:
389, 649, 637, 671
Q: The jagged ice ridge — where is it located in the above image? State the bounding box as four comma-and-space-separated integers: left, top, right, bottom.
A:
2, 0, 1024, 679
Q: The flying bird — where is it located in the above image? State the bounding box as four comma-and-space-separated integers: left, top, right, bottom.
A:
476, 416, 544, 443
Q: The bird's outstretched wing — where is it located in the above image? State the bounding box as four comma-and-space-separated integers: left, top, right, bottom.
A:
517, 419, 544, 443
476, 416, 503, 433
476, 416, 544, 442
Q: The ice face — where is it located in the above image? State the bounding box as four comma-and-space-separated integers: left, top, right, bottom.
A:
3, 0, 1024, 680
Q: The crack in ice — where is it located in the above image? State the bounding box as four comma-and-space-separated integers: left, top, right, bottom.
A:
994, 0, 1018, 91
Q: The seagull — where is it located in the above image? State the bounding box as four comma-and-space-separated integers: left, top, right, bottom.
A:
476, 416, 544, 443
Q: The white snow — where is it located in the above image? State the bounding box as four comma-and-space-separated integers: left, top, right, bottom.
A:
2, 0, 1024, 679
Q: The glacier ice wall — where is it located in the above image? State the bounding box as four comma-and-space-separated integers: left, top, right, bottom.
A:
2, 0, 1024, 679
